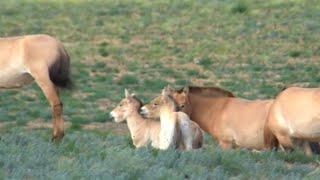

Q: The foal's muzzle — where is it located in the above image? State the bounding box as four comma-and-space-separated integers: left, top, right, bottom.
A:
109, 112, 115, 121
139, 106, 148, 117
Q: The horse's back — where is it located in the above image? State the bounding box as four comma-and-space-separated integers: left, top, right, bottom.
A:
220, 98, 273, 128
0, 34, 71, 89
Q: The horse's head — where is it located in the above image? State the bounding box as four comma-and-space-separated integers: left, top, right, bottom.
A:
173, 86, 192, 116
110, 89, 143, 122
140, 86, 178, 119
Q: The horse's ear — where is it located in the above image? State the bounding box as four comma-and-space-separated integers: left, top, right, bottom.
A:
166, 85, 173, 91
131, 93, 136, 97
125, 89, 130, 98
162, 88, 167, 96
162, 88, 169, 97
164, 85, 174, 95
183, 86, 189, 94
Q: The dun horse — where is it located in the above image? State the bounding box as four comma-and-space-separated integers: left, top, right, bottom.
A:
140, 87, 203, 150
109, 89, 161, 148
173, 85, 273, 150
0, 34, 72, 140
265, 87, 320, 154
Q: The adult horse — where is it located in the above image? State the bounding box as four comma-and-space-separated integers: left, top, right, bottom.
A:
265, 87, 320, 155
173, 85, 273, 150
0, 34, 72, 140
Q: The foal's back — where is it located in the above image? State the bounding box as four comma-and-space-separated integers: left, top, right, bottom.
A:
176, 112, 203, 149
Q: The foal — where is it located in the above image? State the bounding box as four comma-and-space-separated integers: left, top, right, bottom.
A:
110, 89, 160, 148
140, 87, 203, 150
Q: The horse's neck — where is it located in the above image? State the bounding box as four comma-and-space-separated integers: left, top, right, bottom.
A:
188, 93, 229, 132
160, 106, 177, 124
126, 110, 147, 136
159, 107, 178, 146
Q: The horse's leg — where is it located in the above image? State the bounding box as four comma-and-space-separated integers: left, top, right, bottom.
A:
219, 139, 233, 150
32, 72, 64, 141
275, 134, 294, 152
303, 141, 313, 156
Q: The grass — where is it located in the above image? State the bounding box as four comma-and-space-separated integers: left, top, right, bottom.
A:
0, 127, 319, 179
0, 0, 320, 179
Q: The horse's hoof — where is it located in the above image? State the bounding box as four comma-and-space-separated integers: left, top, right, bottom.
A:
51, 133, 64, 142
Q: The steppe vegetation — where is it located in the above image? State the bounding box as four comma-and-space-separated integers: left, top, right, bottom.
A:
0, 0, 320, 179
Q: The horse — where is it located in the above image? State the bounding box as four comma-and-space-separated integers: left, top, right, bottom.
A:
173, 85, 273, 150
0, 34, 72, 140
109, 89, 161, 148
140, 86, 203, 150
264, 87, 320, 155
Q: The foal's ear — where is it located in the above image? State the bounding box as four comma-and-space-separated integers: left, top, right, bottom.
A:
183, 86, 189, 95
125, 89, 130, 98
161, 88, 167, 96
161, 88, 170, 96
166, 85, 173, 92
164, 85, 174, 94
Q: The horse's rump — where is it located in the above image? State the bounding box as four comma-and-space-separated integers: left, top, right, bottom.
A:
48, 40, 72, 89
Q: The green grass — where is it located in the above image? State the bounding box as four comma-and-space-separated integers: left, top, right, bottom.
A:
0, 127, 319, 179
0, 0, 320, 179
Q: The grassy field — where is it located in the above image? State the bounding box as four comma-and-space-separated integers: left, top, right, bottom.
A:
0, 0, 320, 179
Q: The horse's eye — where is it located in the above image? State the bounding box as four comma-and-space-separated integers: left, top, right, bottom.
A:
180, 104, 185, 108
153, 103, 157, 106
119, 104, 123, 107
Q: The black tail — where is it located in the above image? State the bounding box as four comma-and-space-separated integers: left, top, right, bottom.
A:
309, 142, 320, 154
49, 46, 73, 89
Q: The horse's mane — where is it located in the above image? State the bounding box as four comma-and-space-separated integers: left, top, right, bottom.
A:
176, 85, 235, 97
167, 94, 180, 112
131, 95, 144, 109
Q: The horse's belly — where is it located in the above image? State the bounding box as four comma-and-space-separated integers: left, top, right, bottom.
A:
289, 116, 320, 141
234, 131, 264, 149
0, 71, 34, 88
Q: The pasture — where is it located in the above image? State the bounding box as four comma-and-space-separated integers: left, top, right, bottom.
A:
0, 0, 320, 179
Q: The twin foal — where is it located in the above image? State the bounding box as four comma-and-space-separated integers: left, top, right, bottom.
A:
109, 87, 203, 150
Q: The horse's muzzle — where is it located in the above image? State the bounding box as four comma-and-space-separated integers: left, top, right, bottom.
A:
139, 107, 147, 115
108, 112, 115, 121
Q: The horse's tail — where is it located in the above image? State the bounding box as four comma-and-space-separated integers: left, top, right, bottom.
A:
49, 44, 72, 89
309, 142, 320, 154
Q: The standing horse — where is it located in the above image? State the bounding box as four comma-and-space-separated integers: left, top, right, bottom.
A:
0, 34, 72, 140
110, 89, 161, 148
173, 85, 273, 150
265, 87, 320, 155
141, 86, 203, 150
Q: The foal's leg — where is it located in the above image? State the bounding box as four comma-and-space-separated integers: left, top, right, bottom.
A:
32, 71, 64, 141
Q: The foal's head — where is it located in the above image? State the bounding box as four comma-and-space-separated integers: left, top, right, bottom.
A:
140, 86, 179, 119
110, 89, 143, 122
173, 86, 192, 116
